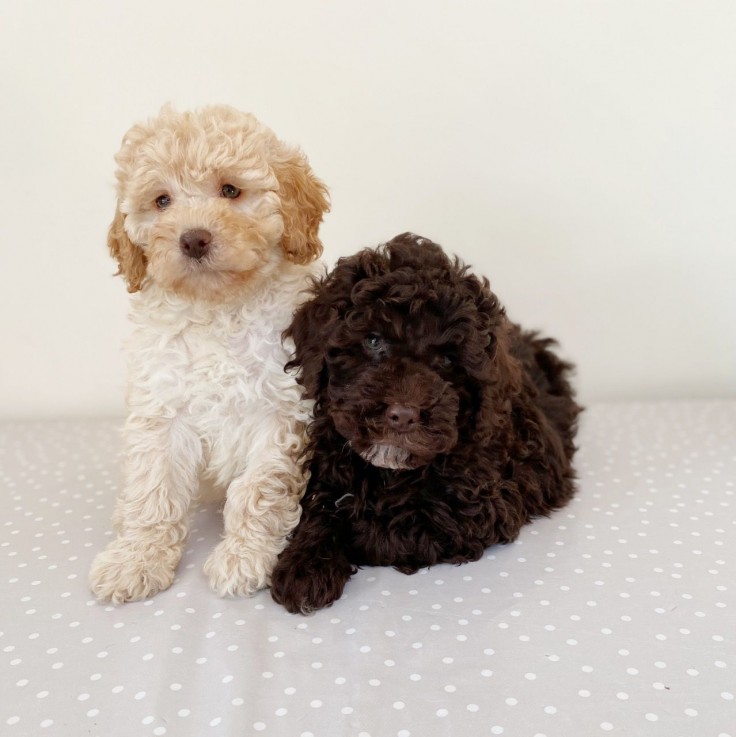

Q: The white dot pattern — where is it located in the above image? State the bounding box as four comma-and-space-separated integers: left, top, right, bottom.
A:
0, 403, 734, 736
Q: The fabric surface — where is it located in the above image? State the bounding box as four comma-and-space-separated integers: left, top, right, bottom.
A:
1, 401, 734, 737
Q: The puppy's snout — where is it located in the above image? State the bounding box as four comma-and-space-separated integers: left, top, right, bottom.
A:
179, 229, 212, 260
386, 404, 420, 433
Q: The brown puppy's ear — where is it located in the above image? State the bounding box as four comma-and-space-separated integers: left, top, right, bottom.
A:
284, 253, 367, 399
284, 293, 336, 400
108, 204, 147, 293
453, 270, 521, 445
272, 146, 330, 264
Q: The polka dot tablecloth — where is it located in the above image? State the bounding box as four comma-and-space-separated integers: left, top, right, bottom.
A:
1, 401, 734, 737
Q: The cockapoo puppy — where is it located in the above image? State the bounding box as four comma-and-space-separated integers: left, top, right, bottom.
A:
89, 105, 329, 603
270, 233, 581, 613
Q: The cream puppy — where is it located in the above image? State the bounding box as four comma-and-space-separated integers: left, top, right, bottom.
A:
89, 105, 329, 603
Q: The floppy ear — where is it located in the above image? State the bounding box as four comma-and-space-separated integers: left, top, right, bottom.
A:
285, 252, 369, 398
272, 146, 330, 264
284, 294, 336, 400
108, 203, 147, 293
469, 332, 521, 446
457, 271, 522, 444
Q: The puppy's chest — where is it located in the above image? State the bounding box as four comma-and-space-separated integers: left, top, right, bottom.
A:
129, 308, 290, 414
347, 475, 491, 529
186, 320, 279, 387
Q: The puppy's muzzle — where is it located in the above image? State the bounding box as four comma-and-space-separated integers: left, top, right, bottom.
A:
179, 229, 212, 260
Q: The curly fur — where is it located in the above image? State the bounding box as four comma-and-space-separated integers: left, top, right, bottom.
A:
89, 105, 329, 603
270, 233, 581, 613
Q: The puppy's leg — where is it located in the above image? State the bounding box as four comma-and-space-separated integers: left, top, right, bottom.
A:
89, 415, 201, 603
270, 484, 355, 614
204, 415, 304, 597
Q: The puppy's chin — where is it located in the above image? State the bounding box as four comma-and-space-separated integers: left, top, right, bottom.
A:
355, 441, 444, 470
358, 444, 415, 470
165, 262, 263, 302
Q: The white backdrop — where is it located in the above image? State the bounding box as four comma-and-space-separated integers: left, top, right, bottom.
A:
1, 1, 734, 419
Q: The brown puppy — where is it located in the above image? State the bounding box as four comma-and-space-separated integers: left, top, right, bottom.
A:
271, 233, 581, 613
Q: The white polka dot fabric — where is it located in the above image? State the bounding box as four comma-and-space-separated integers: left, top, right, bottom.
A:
1, 401, 734, 736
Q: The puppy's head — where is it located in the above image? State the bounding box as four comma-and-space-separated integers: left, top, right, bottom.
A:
288, 233, 510, 470
108, 105, 329, 299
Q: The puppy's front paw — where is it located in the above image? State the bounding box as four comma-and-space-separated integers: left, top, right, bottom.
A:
204, 537, 272, 597
270, 551, 354, 614
89, 538, 179, 603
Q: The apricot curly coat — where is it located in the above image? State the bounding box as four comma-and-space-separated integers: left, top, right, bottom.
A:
271, 233, 581, 613
89, 105, 329, 604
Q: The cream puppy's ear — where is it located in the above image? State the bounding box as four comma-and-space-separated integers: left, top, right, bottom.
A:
108, 204, 147, 293
272, 146, 330, 264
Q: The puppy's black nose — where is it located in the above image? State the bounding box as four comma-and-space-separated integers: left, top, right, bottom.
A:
179, 229, 212, 260
386, 404, 420, 432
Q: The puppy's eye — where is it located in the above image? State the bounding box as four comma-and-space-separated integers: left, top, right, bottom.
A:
364, 334, 385, 351
435, 353, 454, 370
155, 194, 171, 209
221, 184, 241, 199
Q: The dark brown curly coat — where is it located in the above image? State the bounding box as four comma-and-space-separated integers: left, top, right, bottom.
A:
271, 233, 581, 613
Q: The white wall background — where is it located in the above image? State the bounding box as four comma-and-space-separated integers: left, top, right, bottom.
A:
1, 1, 734, 419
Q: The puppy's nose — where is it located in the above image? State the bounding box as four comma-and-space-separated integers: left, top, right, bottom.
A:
179, 229, 212, 260
386, 404, 420, 432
